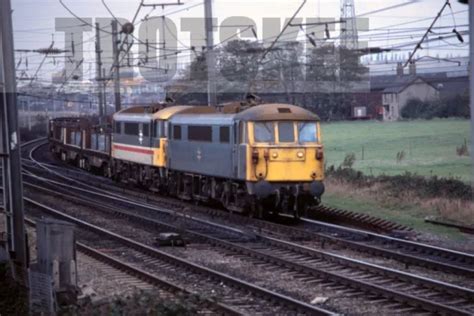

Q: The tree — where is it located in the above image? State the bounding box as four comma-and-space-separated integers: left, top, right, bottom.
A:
261, 41, 305, 104
167, 39, 368, 120
217, 40, 262, 88
305, 45, 368, 120
168, 40, 264, 98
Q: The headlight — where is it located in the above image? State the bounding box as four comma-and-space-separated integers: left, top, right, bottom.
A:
316, 148, 324, 160
272, 152, 278, 159
252, 150, 259, 164
297, 151, 304, 158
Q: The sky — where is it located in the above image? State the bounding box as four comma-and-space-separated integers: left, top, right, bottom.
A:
10, 0, 470, 84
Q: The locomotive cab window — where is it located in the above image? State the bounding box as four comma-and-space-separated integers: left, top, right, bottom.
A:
114, 121, 122, 134
298, 122, 318, 143
142, 123, 149, 137
278, 122, 295, 143
254, 122, 274, 143
124, 122, 139, 135
173, 125, 182, 140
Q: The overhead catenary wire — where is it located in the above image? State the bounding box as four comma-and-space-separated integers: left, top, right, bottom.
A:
57, 0, 194, 60
59, 0, 113, 34
403, 0, 464, 66
237, 0, 309, 98
55, 58, 84, 94
28, 41, 55, 86
16, 0, 470, 94
99, 0, 194, 87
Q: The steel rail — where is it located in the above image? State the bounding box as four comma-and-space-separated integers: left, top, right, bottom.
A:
23, 197, 336, 316
23, 217, 243, 316
24, 152, 474, 278
27, 140, 474, 276
22, 179, 474, 315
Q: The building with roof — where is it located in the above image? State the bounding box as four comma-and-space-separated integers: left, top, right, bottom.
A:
381, 77, 439, 121
351, 62, 467, 121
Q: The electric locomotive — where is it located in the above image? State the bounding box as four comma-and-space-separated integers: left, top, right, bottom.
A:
49, 102, 325, 218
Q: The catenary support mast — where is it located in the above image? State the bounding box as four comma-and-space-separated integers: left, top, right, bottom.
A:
204, 0, 217, 106
0, 0, 29, 276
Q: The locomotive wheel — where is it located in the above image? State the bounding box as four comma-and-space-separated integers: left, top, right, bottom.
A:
102, 163, 110, 178
84, 159, 91, 172
73, 156, 80, 168
249, 197, 264, 218
293, 207, 300, 219
290, 195, 300, 219
221, 191, 230, 210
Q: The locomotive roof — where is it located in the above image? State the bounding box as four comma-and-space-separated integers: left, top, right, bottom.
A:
113, 104, 319, 123
154, 105, 216, 119
170, 113, 235, 125
113, 105, 216, 122
235, 103, 320, 122
170, 104, 319, 125
113, 105, 156, 122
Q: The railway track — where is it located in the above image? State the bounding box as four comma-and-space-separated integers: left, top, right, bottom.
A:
22, 168, 474, 315
29, 171, 474, 277
24, 197, 334, 315
23, 141, 474, 277
24, 218, 239, 315
24, 152, 474, 278
307, 204, 412, 233
297, 217, 474, 275
20, 139, 474, 314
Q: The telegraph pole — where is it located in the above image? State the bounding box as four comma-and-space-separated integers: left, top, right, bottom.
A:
204, 0, 217, 106
102, 68, 107, 116
95, 23, 104, 119
111, 20, 121, 112
0, 0, 29, 277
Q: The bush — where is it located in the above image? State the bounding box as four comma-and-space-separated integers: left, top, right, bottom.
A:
326, 165, 472, 200
401, 95, 469, 120
456, 139, 469, 156
396, 150, 406, 163
436, 94, 470, 118
401, 98, 433, 119
341, 153, 356, 168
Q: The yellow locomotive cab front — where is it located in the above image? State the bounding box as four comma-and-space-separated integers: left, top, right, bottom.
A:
246, 121, 324, 183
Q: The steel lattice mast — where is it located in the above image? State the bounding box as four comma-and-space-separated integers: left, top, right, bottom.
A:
340, 0, 358, 50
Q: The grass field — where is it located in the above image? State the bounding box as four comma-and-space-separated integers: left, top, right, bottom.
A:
321, 119, 472, 181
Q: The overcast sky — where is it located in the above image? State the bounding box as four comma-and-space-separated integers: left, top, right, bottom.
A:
11, 0, 469, 82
